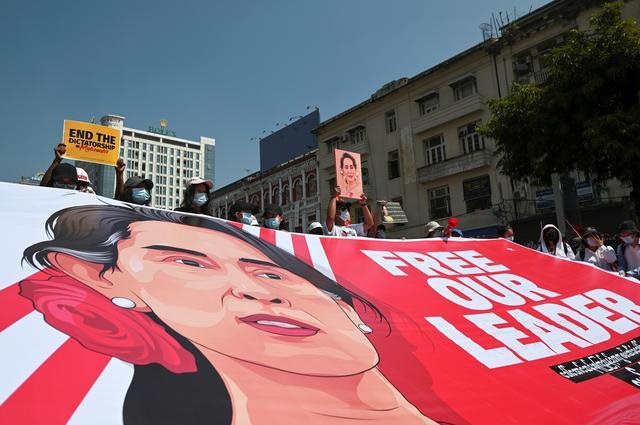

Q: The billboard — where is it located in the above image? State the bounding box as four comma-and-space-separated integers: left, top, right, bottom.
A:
259, 109, 319, 172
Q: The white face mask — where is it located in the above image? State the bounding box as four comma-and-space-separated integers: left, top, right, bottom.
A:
622, 236, 636, 244
506, 236, 514, 242
339, 209, 350, 222
192, 192, 208, 206
586, 237, 598, 248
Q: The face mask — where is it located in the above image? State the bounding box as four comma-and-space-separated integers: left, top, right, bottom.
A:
241, 212, 257, 225
192, 192, 208, 206
53, 182, 77, 190
131, 188, 151, 204
339, 209, 350, 222
622, 236, 635, 244
264, 217, 281, 230
586, 237, 598, 248
506, 236, 514, 242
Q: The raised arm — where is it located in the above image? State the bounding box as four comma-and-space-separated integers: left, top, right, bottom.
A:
40, 144, 66, 187
114, 158, 126, 200
326, 186, 341, 232
360, 193, 374, 232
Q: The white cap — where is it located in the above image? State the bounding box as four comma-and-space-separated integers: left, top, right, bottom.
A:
307, 222, 323, 232
185, 176, 213, 190
425, 221, 443, 233
76, 167, 91, 184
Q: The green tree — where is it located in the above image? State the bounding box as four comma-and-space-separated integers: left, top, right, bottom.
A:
481, 1, 640, 216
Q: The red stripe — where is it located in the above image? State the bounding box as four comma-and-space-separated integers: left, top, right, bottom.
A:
0, 338, 112, 425
0, 283, 34, 332
260, 228, 276, 246
227, 221, 243, 230
291, 234, 313, 267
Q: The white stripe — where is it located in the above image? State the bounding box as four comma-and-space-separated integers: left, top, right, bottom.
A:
305, 235, 337, 281
242, 224, 261, 237
0, 311, 69, 404
67, 358, 134, 425
275, 231, 294, 255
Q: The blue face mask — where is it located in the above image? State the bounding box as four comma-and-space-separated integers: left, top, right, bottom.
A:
264, 217, 281, 229
53, 182, 77, 190
131, 188, 151, 204
241, 212, 257, 225
192, 192, 208, 206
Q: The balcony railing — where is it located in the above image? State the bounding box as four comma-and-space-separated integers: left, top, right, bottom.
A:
418, 149, 494, 183
413, 93, 485, 135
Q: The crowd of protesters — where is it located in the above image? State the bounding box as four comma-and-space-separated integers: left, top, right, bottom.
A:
38, 147, 640, 280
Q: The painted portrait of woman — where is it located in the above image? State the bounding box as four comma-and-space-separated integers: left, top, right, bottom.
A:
20, 205, 437, 425
336, 150, 362, 200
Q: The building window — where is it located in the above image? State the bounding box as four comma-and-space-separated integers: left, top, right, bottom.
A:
263, 190, 270, 208
417, 92, 439, 116
325, 137, 340, 154
459, 121, 485, 154
428, 186, 451, 219
424, 135, 446, 165
282, 184, 290, 206
387, 150, 400, 180
361, 164, 369, 185
463, 175, 492, 212
451, 76, 477, 101
306, 173, 317, 197
273, 187, 280, 205
348, 126, 366, 144
292, 178, 303, 202
385, 110, 397, 133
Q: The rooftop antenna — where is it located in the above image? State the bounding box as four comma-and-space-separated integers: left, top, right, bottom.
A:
480, 22, 493, 41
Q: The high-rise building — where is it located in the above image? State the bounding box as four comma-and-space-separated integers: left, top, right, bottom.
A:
77, 115, 215, 209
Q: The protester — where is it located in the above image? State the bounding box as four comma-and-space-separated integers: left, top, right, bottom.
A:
373, 224, 387, 239
114, 158, 126, 199
117, 176, 154, 206
228, 201, 259, 225
307, 222, 324, 236
175, 177, 213, 215
537, 224, 576, 259
497, 225, 514, 241
451, 229, 463, 238
76, 168, 95, 194
616, 220, 640, 279
424, 221, 443, 238
578, 227, 617, 271
40, 144, 74, 189
45, 162, 78, 190
262, 204, 285, 230
325, 186, 373, 237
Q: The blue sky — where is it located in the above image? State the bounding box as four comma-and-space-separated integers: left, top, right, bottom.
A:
0, 0, 549, 188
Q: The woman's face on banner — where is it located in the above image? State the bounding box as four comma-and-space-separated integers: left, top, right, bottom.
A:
108, 221, 378, 376
341, 157, 357, 185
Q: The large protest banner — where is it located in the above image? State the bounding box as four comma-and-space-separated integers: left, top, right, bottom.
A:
61, 120, 121, 166
1, 182, 639, 424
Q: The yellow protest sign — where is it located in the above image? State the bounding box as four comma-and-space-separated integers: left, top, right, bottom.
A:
61, 120, 121, 165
